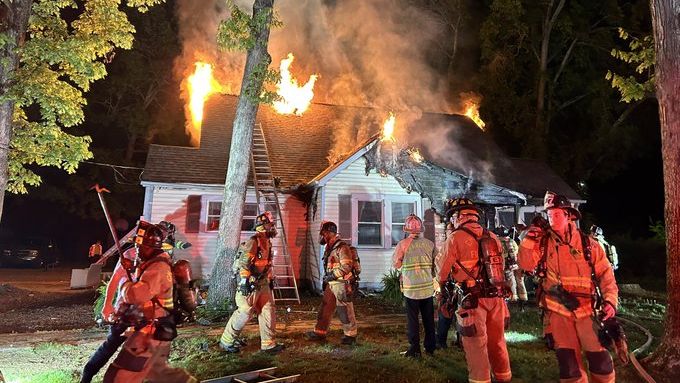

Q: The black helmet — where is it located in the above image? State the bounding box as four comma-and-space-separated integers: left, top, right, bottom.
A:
543, 191, 581, 220
445, 197, 481, 222
253, 211, 275, 230
319, 221, 338, 234
590, 225, 603, 236
134, 221, 165, 249
157, 220, 176, 236
494, 225, 510, 237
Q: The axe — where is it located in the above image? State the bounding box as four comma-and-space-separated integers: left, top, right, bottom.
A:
91, 184, 134, 282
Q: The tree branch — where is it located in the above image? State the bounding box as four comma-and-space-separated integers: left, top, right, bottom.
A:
553, 38, 578, 84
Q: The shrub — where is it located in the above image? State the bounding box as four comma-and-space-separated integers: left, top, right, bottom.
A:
380, 269, 403, 305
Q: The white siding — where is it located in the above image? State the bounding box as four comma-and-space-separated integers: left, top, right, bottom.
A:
322, 159, 424, 289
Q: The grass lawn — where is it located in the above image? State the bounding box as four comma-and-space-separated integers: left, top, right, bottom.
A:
0, 295, 667, 382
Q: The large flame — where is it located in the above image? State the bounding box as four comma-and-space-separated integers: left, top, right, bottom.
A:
408, 148, 424, 163
463, 100, 486, 131
186, 62, 219, 145
272, 53, 318, 115
381, 112, 396, 142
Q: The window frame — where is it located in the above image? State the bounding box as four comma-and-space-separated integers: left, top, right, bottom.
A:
350, 194, 421, 249
203, 196, 259, 233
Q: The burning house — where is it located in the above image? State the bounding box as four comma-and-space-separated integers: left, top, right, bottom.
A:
140, 94, 582, 290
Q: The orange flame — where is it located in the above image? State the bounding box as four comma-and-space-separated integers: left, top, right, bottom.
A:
185, 62, 220, 145
408, 148, 424, 163
463, 100, 486, 131
381, 112, 396, 142
272, 53, 318, 115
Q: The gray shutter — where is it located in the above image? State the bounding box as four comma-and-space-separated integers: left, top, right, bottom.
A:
424, 208, 436, 242
338, 194, 352, 242
186, 195, 201, 233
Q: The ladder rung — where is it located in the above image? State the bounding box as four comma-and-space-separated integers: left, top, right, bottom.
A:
274, 286, 298, 290
274, 275, 295, 278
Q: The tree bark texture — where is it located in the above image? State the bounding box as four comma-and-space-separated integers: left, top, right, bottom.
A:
0, 0, 31, 222
208, 0, 274, 308
648, 0, 680, 373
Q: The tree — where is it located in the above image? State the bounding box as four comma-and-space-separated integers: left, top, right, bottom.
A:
207, 0, 278, 308
647, 0, 680, 373
0, 0, 163, 221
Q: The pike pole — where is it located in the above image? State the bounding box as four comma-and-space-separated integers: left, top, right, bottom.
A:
91, 184, 134, 282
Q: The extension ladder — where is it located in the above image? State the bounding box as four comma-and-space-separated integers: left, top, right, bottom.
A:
250, 123, 301, 304
202, 367, 300, 383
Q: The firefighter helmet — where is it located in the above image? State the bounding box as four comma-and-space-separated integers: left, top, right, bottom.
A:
445, 197, 481, 222
403, 214, 423, 233
319, 220, 338, 234
134, 221, 164, 250
543, 191, 581, 220
157, 220, 177, 237
253, 211, 275, 230
494, 225, 511, 237
590, 225, 603, 237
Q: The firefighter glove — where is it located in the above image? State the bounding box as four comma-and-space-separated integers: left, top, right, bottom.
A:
601, 300, 617, 321
323, 273, 337, 284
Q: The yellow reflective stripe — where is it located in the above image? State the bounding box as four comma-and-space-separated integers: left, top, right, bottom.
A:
402, 281, 433, 291
340, 259, 353, 265
401, 262, 433, 270
158, 296, 173, 308
494, 370, 512, 380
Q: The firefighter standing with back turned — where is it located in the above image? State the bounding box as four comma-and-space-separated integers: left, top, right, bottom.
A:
393, 213, 438, 357
439, 198, 512, 383
519, 191, 619, 383
305, 221, 358, 345
219, 212, 285, 354
103, 223, 196, 383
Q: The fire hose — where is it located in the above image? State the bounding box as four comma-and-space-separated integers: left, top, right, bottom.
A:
617, 315, 657, 383
91, 184, 134, 282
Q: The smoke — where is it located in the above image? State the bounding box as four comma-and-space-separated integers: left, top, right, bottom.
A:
175, 0, 477, 168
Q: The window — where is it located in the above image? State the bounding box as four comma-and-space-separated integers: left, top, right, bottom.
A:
205, 200, 259, 232
351, 194, 421, 248
357, 201, 382, 246
391, 202, 415, 246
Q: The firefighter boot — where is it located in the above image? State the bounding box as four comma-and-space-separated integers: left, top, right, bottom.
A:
304, 331, 326, 341
219, 342, 240, 354
261, 344, 285, 354
341, 335, 356, 345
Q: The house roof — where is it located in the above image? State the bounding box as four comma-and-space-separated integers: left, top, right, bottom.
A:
143, 94, 581, 202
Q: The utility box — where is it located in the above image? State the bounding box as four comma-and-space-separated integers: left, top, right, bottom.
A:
70, 263, 103, 289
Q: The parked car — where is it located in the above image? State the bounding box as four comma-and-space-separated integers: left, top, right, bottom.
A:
0, 237, 61, 268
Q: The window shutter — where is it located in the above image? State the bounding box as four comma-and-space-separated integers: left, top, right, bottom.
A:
338, 194, 352, 242
186, 195, 202, 233
424, 208, 436, 242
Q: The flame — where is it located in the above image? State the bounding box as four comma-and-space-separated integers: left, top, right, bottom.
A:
188, 62, 216, 127
463, 100, 486, 131
272, 53, 318, 115
381, 112, 396, 142
408, 148, 424, 163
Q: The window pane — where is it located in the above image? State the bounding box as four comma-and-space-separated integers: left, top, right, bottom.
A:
208, 201, 221, 216
207, 217, 220, 231
358, 201, 381, 222
392, 202, 414, 223
241, 218, 255, 231
243, 203, 258, 216
392, 224, 406, 246
358, 223, 381, 245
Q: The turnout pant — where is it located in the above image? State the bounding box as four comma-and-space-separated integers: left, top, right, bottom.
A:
456, 297, 512, 383
548, 312, 615, 383
312, 284, 357, 337
507, 269, 528, 301
220, 285, 277, 350
405, 296, 436, 353
103, 330, 196, 383
81, 323, 128, 383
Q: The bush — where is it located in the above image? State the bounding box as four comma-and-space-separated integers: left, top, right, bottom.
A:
380, 269, 403, 305
92, 281, 109, 321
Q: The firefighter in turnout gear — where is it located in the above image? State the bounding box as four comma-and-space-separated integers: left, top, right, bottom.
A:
590, 225, 619, 271
496, 226, 527, 303
519, 192, 618, 383
102, 222, 196, 383
439, 198, 512, 383
305, 221, 358, 345
220, 212, 284, 354
393, 214, 438, 357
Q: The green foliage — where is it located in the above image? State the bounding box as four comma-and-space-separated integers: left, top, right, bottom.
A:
605, 28, 655, 103
380, 269, 403, 305
649, 219, 666, 242
3, 0, 165, 193
93, 281, 109, 321
195, 298, 235, 323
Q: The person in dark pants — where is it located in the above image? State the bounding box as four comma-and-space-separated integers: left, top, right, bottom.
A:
81, 323, 128, 383
393, 214, 438, 357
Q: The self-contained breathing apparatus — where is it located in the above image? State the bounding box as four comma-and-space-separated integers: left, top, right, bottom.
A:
322, 240, 361, 302
454, 227, 509, 310
232, 237, 272, 296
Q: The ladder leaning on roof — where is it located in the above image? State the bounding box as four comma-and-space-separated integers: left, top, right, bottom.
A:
250, 123, 301, 304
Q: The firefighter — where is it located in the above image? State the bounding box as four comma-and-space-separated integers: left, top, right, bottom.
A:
497, 226, 527, 304
519, 192, 618, 383
439, 198, 512, 383
305, 221, 358, 345
102, 222, 196, 383
436, 222, 458, 349
590, 225, 619, 271
81, 246, 137, 383
220, 212, 284, 354
393, 214, 438, 357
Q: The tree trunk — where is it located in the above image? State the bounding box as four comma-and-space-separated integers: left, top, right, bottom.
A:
0, 0, 32, 222
207, 0, 274, 308
647, 0, 680, 374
